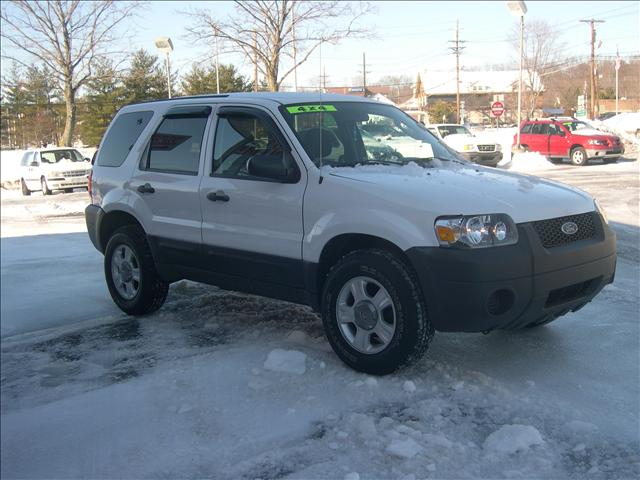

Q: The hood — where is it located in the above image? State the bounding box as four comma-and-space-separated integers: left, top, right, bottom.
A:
44, 159, 91, 171
571, 128, 615, 138
325, 162, 595, 224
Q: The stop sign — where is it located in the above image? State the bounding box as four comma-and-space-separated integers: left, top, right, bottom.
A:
491, 101, 505, 117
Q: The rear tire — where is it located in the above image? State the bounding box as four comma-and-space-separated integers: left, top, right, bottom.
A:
21, 179, 31, 196
104, 225, 169, 315
41, 177, 52, 195
570, 147, 587, 166
321, 249, 434, 375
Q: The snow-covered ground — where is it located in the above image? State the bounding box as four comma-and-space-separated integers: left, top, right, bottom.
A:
1, 161, 639, 479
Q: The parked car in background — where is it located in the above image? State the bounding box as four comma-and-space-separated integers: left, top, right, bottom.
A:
514, 118, 624, 166
426, 124, 503, 167
597, 112, 617, 121
19, 147, 92, 196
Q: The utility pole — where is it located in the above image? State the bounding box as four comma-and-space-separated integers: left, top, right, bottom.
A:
448, 20, 466, 123
580, 18, 605, 118
320, 66, 328, 91
292, 5, 298, 92
253, 33, 258, 92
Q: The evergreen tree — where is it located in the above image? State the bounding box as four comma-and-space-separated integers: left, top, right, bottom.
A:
80, 58, 125, 146
122, 49, 169, 103
181, 63, 252, 95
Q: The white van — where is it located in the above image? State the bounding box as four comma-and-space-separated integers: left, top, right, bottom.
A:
85, 93, 616, 374
20, 147, 91, 195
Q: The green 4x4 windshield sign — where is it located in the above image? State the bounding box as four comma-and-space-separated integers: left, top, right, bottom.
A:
286, 104, 337, 114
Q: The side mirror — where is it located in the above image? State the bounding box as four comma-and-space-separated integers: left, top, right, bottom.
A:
247, 153, 299, 183
29, 161, 39, 167
84, 157, 91, 162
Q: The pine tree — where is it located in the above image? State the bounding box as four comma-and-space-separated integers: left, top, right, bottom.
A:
122, 49, 169, 103
181, 63, 252, 95
80, 58, 125, 146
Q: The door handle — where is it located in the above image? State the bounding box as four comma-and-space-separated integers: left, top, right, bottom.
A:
137, 183, 155, 194
207, 190, 230, 202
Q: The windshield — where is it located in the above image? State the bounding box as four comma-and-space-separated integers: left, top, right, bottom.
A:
40, 149, 85, 164
437, 125, 472, 137
562, 121, 591, 132
279, 102, 457, 168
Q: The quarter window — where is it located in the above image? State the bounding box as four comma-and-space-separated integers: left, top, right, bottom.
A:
521, 124, 533, 134
144, 116, 208, 175
97, 111, 154, 167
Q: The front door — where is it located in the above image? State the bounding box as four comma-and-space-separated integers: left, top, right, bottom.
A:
129, 105, 212, 268
547, 123, 570, 157
199, 106, 307, 289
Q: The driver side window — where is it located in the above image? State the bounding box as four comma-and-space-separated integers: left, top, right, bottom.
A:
212, 113, 293, 180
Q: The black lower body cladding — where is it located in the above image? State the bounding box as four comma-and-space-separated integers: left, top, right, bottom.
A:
406, 215, 616, 332
85, 204, 105, 252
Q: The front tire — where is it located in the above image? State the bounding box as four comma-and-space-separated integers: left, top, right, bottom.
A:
104, 225, 169, 315
41, 177, 52, 195
570, 147, 588, 166
321, 249, 434, 375
21, 179, 31, 196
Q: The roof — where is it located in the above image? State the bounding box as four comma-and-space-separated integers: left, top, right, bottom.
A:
123, 92, 375, 110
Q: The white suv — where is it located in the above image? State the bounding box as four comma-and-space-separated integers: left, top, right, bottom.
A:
86, 93, 616, 374
426, 124, 503, 167
20, 147, 91, 195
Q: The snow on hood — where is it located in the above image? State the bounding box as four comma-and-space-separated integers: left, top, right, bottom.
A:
571, 128, 616, 138
44, 159, 90, 170
323, 161, 594, 223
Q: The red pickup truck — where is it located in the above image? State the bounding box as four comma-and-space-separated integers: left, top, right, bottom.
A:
513, 118, 624, 166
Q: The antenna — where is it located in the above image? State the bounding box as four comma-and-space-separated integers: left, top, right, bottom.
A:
318, 39, 324, 184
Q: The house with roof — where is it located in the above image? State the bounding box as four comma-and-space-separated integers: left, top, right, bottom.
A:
400, 69, 544, 124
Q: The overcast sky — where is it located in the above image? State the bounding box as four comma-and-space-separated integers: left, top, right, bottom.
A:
2, 1, 639, 90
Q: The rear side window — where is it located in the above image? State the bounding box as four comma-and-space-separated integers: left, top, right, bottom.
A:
20, 151, 34, 166
530, 123, 546, 134
143, 116, 208, 175
521, 123, 533, 134
97, 111, 153, 167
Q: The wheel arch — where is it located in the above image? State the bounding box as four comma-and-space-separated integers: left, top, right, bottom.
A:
314, 233, 412, 308
98, 210, 145, 253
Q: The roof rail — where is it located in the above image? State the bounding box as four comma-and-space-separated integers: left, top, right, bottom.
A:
124, 93, 231, 108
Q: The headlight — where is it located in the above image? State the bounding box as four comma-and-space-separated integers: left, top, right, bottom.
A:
463, 144, 475, 151
594, 199, 608, 224
588, 139, 607, 145
495, 144, 502, 151
49, 171, 63, 177
435, 214, 518, 248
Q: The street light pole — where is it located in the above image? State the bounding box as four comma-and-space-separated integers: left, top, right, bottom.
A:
517, 13, 523, 148
506, 1, 527, 150
154, 37, 174, 99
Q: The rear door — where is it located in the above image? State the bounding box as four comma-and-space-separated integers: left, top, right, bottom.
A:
199, 105, 307, 289
130, 105, 212, 268
527, 123, 547, 153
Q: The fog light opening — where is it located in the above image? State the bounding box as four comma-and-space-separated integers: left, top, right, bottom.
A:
486, 289, 515, 316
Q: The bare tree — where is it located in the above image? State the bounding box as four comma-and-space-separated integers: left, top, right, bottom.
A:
509, 19, 565, 116
1, 1, 138, 146
185, 0, 371, 92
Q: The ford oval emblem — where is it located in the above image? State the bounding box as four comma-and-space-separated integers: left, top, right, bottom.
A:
561, 221, 579, 235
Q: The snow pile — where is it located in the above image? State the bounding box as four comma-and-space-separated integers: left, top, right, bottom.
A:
0, 150, 25, 187
508, 151, 557, 172
602, 113, 640, 153
483, 424, 545, 454
263, 349, 307, 375
386, 437, 424, 458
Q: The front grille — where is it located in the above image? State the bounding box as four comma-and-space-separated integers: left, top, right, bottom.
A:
532, 212, 596, 248
478, 145, 495, 152
62, 170, 89, 177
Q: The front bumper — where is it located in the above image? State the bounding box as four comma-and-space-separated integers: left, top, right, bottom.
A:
406, 212, 616, 331
48, 176, 89, 189
85, 204, 105, 253
586, 147, 624, 159
459, 151, 503, 166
